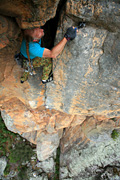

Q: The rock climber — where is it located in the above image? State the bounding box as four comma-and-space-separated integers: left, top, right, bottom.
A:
19, 26, 78, 84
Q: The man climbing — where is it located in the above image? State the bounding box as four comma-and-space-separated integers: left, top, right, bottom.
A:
20, 26, 78, 84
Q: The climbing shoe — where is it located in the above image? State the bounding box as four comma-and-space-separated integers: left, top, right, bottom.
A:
21, 80, 24, 83
42, 74, 53, 84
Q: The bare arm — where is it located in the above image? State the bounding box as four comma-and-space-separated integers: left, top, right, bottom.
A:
42, 37, 67, 58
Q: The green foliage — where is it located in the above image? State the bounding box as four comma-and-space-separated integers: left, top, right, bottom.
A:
111, 129, 120, 140
54, 147, 60, 180
0, 146, 6, 155
0, 115, 17, 157
4, 164, 11, 176
9, 142, 34, 164
0, 114, 35, 179
18, 166, 29, 180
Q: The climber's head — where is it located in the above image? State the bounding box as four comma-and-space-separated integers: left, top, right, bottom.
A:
23, 27, 44, 42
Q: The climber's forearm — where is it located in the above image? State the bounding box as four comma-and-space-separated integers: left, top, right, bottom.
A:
51, 37, 67, 58
43, 37, 67, 58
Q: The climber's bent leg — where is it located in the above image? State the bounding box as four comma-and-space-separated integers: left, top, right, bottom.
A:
42, 58, 52, 80
20, 71, 29, 83
33, 57, 52, 81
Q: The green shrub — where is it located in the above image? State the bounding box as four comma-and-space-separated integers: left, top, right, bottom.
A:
9, 142, 34, 164
0, 115, 17, 157
18, 166, 28, 180
111, 129, 120, 140
0, 114, 36, 179
1, 114, 22, 152
54, 147, 60, 180
4, 164, 10, 176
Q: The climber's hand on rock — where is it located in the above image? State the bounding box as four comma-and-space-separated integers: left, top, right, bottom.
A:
64, 26, 78, 41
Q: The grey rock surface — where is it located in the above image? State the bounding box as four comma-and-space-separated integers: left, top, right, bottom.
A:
0, 157, 7, 178
29, 175, 48, 180
0, 2, 120, 180
36, 157, 55, 174
100, 167, 120, 180
60, 133, 120, 180
37, 129, 63, 161
46, 16, 120, 117
66, 0, 120, 32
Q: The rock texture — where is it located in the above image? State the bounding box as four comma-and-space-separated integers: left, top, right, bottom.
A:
0, 15, 20, 49
100, 166, 120, 180
46, 6, 120, 117
0, 0, 120, 170
66, 0, 120, 32
60, 136, 120, 180
0, 0, 60, 29
0, 157, 7, 178
60, 117, 120, 179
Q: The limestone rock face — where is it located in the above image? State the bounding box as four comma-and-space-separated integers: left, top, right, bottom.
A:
0, 0, 60, 29
46, 2, 120, 117
0, 0, 120, 163
60, 116, 120, 179
60, 136, 120, 180
0, 50, 85, 160
0, 157, 7, 178
66, 0, 120, 32
0, 15, 20, 49
60, 116, 120, 153
37, 129, 63, 161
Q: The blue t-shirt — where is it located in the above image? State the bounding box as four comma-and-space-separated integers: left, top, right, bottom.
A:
20, 39, 45, 59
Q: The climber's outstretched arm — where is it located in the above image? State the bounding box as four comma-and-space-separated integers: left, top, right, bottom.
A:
43, 26, 77, 58
43, 37, 67, 58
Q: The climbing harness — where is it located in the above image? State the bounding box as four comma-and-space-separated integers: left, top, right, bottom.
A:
14, 52, 35, 76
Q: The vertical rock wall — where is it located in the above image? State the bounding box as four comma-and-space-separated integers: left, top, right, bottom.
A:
0, 1, 120, 175
46, 1, 120, 117
60, 116, 120, 179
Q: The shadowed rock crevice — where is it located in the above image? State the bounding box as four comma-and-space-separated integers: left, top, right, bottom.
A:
41, 0, 67, 49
